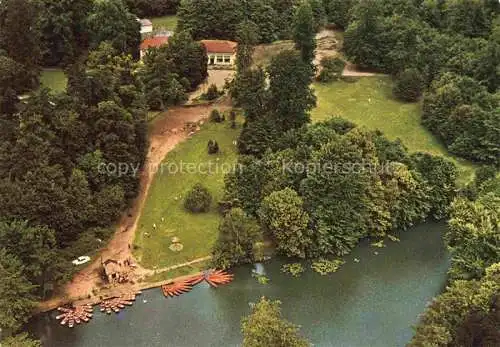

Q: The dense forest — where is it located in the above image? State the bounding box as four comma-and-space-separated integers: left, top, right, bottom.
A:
0, 0, 498, 345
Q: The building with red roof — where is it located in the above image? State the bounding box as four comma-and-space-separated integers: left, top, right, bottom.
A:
201, 40, 237, 67
139, 35, 169, 59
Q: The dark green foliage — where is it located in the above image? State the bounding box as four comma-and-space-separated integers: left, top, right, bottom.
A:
1, 333, 42, 347
209, 109, 223, 123
445, 178, 500, 280
258, 188, 311, 258
203, 84, 222, 101
164, 31, 208, 91
236, 20, 260, 72
454, 294, 500, 346
177, 0, 295, 43
86, 0, 141, 59
445, 0, 493, 38
410, 152, 457, 219
0, 43, 147, 330
316, 56, 345, 82
37, 0, 93, 66
125, 0, 180, 17
324, 0, 354, 28
0, 249, 37, 332
309, 0, 327, 31
392, 68, 423, 102
267, 50, 316, 133
422, 73, 499, 165
293, 1, 317, 64
140, 31, 207, 109
230, 67, 268, 120
177, 0, 245, 41
229, 110, 237, 128
410, 263, 500, 346
226, 118, 450, 258
0, 0, 40, 89
184, 183, 212, 213
241, 297, 309, 347
207, 139, 220, 154
211, 208, 262, 269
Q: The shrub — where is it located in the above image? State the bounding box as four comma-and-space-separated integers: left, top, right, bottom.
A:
229, 110, 237, 128
317, 56, 345, 83
184, 183, 212, 213
207, 139, 220, 154
209, 109, 223, 123
393, 68, 423, 102
203, 84, 222, 100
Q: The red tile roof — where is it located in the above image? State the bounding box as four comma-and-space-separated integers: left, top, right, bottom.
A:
201, 40, 237, 54
140, 36, 169, 51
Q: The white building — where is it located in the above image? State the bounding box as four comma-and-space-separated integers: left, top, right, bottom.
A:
137, 18, 153, 35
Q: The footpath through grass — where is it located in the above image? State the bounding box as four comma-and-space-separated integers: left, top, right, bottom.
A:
40, 68, 67, 92
150, 15, 178, 31
134, 119, 241, 269
312, 76, 476, 183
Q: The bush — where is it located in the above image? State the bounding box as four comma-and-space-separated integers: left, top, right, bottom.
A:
203, 84, 222, 100
229, 110, 237, 128
209, 109, 223, 122
207, 139, 219, 154
393, 68, 423, 102
184, 183, 212, 213
317, 57, 345, 83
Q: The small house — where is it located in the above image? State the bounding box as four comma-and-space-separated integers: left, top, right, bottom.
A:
201, 40, 237, 67
137, 18, 153, 34
139, 35, 170, 59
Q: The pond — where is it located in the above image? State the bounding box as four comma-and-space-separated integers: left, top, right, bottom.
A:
30, 222, 449, 347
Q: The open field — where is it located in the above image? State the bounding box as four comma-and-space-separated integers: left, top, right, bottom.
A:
133, 117, 241, 269
312, 76, 476, 183
40, 68, 67, 92
151, 15, 178, 31
253, 40, 294, 67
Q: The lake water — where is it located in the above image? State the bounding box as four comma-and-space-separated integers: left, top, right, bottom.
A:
30, 222, 449, 347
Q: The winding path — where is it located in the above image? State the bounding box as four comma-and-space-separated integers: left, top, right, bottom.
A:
39, 100, 230, 312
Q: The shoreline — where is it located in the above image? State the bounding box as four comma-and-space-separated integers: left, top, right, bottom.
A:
36, 270, 205, 314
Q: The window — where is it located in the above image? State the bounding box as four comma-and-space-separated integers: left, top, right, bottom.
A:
224, 56, 231, 63
217, 56, 224, 63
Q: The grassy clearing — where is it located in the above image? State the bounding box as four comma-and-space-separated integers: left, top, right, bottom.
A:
150, 15, 178, 31
133, 118, 241, 269
253, 40, 294, 67
312, 76, 476, 183
40, 69, 67, 92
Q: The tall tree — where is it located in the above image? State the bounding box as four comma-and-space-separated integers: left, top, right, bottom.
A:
0, 0, 40, 89
258, 188, 311, 258
211, 208, 262, 269
86, 0, 141, 58
236, 20, 260, 72
267, 50, 316, 132
37, 0, 93, 66
242, 297, 309, 347
0, 249, 37, 332
293, 1, 317, 64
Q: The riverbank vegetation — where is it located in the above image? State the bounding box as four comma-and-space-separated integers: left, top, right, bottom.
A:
214, 2, 459, 269
242, 297, 309, 347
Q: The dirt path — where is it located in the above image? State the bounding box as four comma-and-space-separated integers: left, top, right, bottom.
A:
188, 70, 235, 102
39, 100, 231, 311
314, 29, 378, 77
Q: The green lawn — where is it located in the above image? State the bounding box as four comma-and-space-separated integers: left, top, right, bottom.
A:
133, 119, 241, 269
40, 68, 67, 92
150, 15, 178, 31
312, 76, 476, 183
